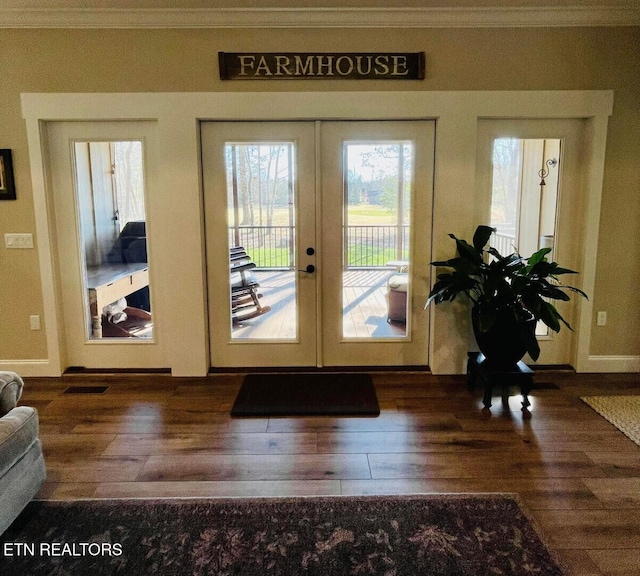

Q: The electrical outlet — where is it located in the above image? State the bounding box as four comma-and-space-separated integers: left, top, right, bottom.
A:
30, 315, 41, 330
5, 233, 34, 249
597, 311, 607, 326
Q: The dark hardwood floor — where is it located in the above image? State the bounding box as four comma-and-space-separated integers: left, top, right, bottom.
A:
20, 370, 640, 576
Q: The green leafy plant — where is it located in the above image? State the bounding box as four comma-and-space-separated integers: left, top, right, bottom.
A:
426, 225, 587, 361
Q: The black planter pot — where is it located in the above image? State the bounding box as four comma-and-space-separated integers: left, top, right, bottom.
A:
471, 306, 535, 367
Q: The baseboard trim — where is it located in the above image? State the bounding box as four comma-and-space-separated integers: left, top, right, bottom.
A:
0, 359, 61, 377
3, 357, 637, 376
585, 355, 640, 373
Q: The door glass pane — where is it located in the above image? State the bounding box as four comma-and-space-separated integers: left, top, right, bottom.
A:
489, 137, 561, 337
342, 141, 413, 339
73, 141, 153, 340
224, 142, 297, 340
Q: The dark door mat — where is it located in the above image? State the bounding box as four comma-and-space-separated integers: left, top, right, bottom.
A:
231, 373, 380, 417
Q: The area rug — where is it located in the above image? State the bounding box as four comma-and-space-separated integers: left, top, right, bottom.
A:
0, 494, 567, 575
231, 372, 380, 416
581, 395, 640, 446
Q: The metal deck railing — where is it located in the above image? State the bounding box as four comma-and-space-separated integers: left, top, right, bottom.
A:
229, 224, 410, 269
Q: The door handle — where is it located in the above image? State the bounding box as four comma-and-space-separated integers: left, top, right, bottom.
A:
305, 264, 316, 274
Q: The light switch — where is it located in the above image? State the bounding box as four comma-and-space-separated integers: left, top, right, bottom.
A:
4, 233, 34, 249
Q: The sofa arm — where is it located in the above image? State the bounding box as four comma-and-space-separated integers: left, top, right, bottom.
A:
0, 372, 24, 417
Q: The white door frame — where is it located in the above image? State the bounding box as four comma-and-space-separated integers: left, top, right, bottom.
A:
19, 90, 612, 376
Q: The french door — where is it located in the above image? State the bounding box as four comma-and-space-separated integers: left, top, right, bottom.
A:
201, 120, 434, 368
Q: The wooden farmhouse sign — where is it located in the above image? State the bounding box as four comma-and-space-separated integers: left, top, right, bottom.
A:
219, 52, 425, 80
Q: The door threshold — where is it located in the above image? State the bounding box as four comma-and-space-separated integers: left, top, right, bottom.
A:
529, 364, 575, 372
209, 365, 431, 374
64, 366, 171, 375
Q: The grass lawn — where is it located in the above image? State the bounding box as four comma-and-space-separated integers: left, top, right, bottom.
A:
230, 204, 399, 226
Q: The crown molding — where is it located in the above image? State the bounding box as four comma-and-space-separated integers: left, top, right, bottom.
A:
1, 6, 639, 29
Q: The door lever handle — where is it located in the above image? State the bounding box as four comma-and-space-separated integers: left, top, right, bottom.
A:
305, 264, 316, 274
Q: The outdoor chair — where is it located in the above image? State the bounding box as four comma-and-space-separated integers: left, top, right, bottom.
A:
387, 272, 408, 323
230, 247, 271, 322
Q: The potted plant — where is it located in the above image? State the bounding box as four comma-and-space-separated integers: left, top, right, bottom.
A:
426, 225, 587, 366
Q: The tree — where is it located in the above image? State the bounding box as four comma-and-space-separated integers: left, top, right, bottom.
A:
491, 138, 522, 226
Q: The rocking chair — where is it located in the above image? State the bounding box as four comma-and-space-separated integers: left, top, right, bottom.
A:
230, 247, 271, 322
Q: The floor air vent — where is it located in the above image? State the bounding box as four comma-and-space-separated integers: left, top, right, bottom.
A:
63, 386, 109, 395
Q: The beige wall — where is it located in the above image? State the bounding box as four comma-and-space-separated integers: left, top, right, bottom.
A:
1, 26, 638, 364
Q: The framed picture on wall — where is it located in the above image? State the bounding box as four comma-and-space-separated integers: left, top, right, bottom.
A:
0, 149, 16, 200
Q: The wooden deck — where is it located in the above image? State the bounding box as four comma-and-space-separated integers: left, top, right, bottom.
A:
232, 269, 406, 339
22, 370, 640, 576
